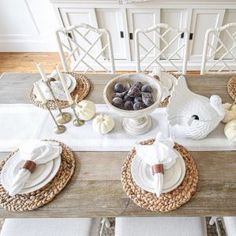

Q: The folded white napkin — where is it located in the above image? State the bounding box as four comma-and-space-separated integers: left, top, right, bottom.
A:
8, 141, 62, 196
33, 77, 70, 102
135, 132, 178, 197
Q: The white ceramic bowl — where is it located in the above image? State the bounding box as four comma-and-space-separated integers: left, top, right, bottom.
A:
103, 73, 162, 135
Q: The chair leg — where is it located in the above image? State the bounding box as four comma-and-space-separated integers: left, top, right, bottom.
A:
209, 216, 223, 236
99, 217, 111, 236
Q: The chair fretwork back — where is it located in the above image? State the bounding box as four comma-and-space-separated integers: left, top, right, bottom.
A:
135, 23, 189, 74
56, 24, 115, 73
201, 23, 236, 75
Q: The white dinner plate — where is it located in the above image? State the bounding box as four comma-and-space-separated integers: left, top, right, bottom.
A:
1, 153, 61, 194
13, 155, 54, 189
64, 74, 77, 93
35, 74, 77, 101
131, 150, 186, 194
21, 156, 61, 194
50, 74, 76, 93
1, 152, 53, 190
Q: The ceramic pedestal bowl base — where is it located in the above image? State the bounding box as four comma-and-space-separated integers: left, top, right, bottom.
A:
121, 139, 199, 212
0, 140, 75, 212
123, 115, 152, 135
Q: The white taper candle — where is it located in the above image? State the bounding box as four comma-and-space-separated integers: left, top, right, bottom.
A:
36, 64, 48, 82
56, 65, 73, 105
34, 83, 47, 104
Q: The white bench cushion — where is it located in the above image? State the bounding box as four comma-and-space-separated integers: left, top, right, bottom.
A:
0, 218, 100, 236
115, 217, 206, 236
223, 217, 236, 236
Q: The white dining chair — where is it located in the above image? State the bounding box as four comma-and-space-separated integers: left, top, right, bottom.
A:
223, 217, 236, 236
201, 23, 236, 75
56, 23, 115, 73
135, 23, 189, 74
115, 217, 207, 236
0, 218, 100, 236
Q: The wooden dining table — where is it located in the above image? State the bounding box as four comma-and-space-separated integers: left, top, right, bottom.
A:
0, 72, 236, 218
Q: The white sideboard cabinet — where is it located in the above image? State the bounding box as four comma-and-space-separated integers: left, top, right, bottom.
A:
51, 0, 236, 71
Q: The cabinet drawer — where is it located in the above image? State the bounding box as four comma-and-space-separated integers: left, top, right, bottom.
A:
96, 8, 128, 60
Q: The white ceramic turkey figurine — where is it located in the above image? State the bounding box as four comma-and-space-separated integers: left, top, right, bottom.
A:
93, 114, 115, 134
75, 100, 96, 121
135, 132, 178, 197
167, 76, 225, 140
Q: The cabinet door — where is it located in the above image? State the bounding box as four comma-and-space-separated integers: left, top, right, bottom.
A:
189, 9, 225, 61
59, 8, 100, 60
59, 8, 97, 28
96, 8, 128, 60
216, 9, 236, 59
127, 8, 160, 61
160, 9, 187, 59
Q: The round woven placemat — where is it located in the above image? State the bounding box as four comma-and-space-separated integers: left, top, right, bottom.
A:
227, 75, 236, 100
30, 73, 91, 110
0, 141, 75, 212
121, 139, 198, 212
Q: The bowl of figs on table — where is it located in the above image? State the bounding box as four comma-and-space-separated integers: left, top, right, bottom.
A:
103, 73, 162, 135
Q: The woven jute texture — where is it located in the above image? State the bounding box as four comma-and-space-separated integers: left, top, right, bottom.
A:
227, 76, 236, 100
30, 73, 91, 110
0, 141, 75, 212
121, 139, 198, 212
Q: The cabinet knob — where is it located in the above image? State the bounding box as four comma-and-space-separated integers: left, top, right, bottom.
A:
189, 33, 194, 40
120, 31, 124, 38
129, 33, 133, 40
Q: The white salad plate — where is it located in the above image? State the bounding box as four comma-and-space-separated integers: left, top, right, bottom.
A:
1, 152, 61, 194
34, 74, 77, 102
22, 157, 61, 194
49, 74, 76, 93
62, 74, 77, 93
131, 151, 186, 194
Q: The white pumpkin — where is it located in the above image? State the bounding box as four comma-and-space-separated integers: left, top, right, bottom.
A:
93, 114, 115, 134
224, 120, 236, 141
75, 100, 96, 121
222, 103, 236, 124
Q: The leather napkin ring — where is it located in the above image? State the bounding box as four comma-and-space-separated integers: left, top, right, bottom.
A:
23, 160, 36, 173
152, 164, 164, 175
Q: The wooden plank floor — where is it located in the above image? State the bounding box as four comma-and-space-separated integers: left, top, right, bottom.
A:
0, 52, 200, 75
0, 53, 61, 73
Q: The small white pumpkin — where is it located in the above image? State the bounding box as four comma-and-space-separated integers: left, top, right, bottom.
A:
224, 120, 236, 141
222, 103, 236, 124
75, 100, 96, 121
93, 114, 115, 134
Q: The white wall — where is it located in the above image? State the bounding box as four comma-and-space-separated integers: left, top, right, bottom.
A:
0, 0, 59, 52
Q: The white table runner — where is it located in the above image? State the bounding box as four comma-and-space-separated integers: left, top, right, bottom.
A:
0, 104, 235, 152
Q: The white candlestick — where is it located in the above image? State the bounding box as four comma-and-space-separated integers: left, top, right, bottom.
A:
36, 64, 48, 82
34, 83, 47, 104
56, 65, 73, 105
